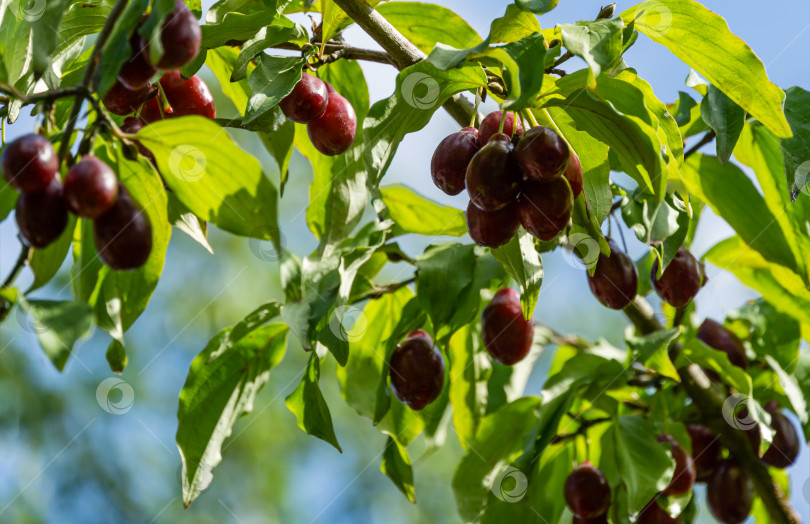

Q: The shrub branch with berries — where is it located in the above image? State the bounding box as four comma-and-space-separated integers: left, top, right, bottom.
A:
0, 0, 809, 522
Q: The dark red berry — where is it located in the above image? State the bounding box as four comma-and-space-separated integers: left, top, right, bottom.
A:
481, 288, 534, 365
159, 71, 216, 119
431, 127, 479, 196
586, 238, 638, 310
707, 460, 753, 524
118, 29, 157, 90
573, 515, 608, 524
517, 176, 573, 240
93, 186, 152, 270
466, 133, 521, 211
63, 156, 118, 219
120, 117, 154, 161
1, 134, 58, 193
139, 97, 173, 124
279, 74, 329, 123
637, 498, 681, 524
15, 179, 68, 248
564, 151, 583, 197
514, 126, 569, 180
466, 200, 519, 248
307, 91, 357, 156
651, 247, 704, 308
148, 0, 201, 69
564, 462, 611, 519
761, 402, 800, 468
102, 78, 155, 116
389, 330, 444, 410
478, 111, 523, 146
697, 318, 748, 369
657, 434, 696, 496
686, 424, 721, 481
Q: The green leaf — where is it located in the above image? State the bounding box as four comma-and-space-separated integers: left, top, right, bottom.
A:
381, 437, 415, 503
285, 353, 342, 452
449, 322, 491, 449
206, 47, 251, 114
177, 317, 287, 508
376, 2, 481, 54
380, 184, 466, 237
137, 117, 280, 243
28, 216, 76, 292
487, 33, 547, 111
781, 86, 810, 199
232, 19, 308, 81
792, 352, 810, 440
677, 340, 752, 395
728, 299, 800, 372
599, 416, 675, 514
320, 0, 384, 43
514, 0, 558, 15
620, 0, 791, 138
416, 243, 476, 336
452, 397, 541, 522
491, 229, 542, 319
701, 84, 745, 163
244, 55, 307, 125
763, 355, 808, 427
560, 19, 625, 87
18, 299, 93, 371
681, 154, 798, 273
97, 0, 148, 96
626, 327, 681, 381
200, 0, 292, 49
167, 193, 214, 254
258, 119, 296, 195
363, 61, 486, 186
0, 177, 17, 222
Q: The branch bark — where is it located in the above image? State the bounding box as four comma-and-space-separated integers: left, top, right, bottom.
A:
330, 0, 800, 521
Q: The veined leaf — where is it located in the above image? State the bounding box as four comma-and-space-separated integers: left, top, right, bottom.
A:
491, 229, 542, 319
449, 322, 491, 449
28, 216, 76, 292
514, 0, 558, 15
285, 353, 342, 452
381, 437, 415, 503
376, 2, 481, 54
560, 19, 625, 87
17, 298, 93, 371
380, 184, 466, 237
781, 86, 810, 199
701, 84, 745, 163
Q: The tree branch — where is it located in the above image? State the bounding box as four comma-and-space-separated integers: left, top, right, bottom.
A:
684, 130, 716, 159
1, 237, 31, 289
270, 42, 393, 65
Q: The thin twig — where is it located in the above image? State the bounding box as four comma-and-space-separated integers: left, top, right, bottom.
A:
684, 130, 716, 159
1, 237, 31, 289
350, 277, 416, 302
550, 417, 612, 444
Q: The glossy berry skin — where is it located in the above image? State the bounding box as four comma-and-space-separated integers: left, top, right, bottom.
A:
159, 71, 215, 119
761, 401, 800, 468
637, 499, 681, 524
564, 151, 583, 197
651, 247, 704, 308
466, 200, 519, 248
63, 156, 118, 219
102, 78, 155, 116
15, 179, 69, 248
587, 239, 638, 310
518, 176, 573, 241
697, 318, 748, 369
431, 127, 479, 196
481, 288, 534, 365
515, 126, 570, 180
307, 91, 357, 156
279, 74, 329, 123
94, 186, 152, 270
118, 31, 157, 90
139, 97, 173, 124
120, 117, 154, 161
466, 133, 521, 211
478, 111, 523, 146
149, 0, 201, 69
658, 434, 696, 496
686, 424, 722, 481
1, 134, 58, 193
707, 460, 753, 524
573, 515, 608, 524
389, 330, 444, 410
564, 463, 610, 519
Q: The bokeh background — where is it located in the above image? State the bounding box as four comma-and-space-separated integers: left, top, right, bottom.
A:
0, 0, 809, 522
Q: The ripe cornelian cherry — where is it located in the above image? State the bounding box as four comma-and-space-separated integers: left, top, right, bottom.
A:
481, 288, 534, 365
514, 126, 569, 180
564, 462, 611, 519
707, 460, 753, 524
518, 176, 573, 241
148, 0, 201, 69
466, 200, 520, 248
102, 78, 155, 116
307, 91, 357, 156
63, 156, 118, 219
431, 127, 479, 196
159, 71, 216, 119
478, 111, 523, 146
651, 246, 704, 308
587, 238, 638, 310
279, 74, 329, 123
119, 117, 154, 161
564, 151, 583, 197
657, 434, 696, 496
686, 424, 721, 481
760, 401, 800, 468
139, 97, 174, 124
389, 330, 445, 410
118, 27, 157, 90
696, 318, 748, 369
466, 133, 521, 211
637, 498, 681, 524
15, 179, 69, 248
94, 186, 152, 270
574, 515, 608, 524
1, 134, 58, 193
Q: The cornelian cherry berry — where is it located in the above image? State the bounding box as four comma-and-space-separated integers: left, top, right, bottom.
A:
159, 71, 216, 119
139, 97, 174, 124
389, 330, 445, 410
514, 126, 569, 180
564, 151, 583, 197
279, 74, 329, 123
94, 186, 152, 270
466, 133, 521, 211
465, 200, 519, 248
15, 179, 69, 248
118, 27, 157, 90
63, 156, 118, 219
586, 238, 638, 310
696, 318, 748, 369
1, 134, 58, 193
102, 78, 155, 116
307, 91, 357, 156
651, 247, 704, 308
481, 288, 534, 365
478, 111, 523, 145
518, 176, 573, 240
564, 462, 611, 519
431, 127, 479, 196
148, 0, 201, 69
657, 434, 696, 496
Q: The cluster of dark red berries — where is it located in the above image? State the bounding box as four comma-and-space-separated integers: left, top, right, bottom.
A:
102, 2, 215, 132
279, 74, 357, 156
431, 110, 583, 248
2, 135, 152, 270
